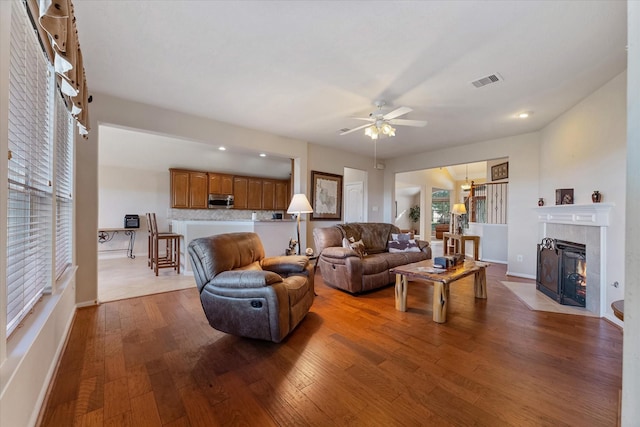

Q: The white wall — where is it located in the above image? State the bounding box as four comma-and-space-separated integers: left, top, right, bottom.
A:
539, 71, 627, 319
385, 132, 541, 278
78, 93, 310, 304
395, 194, 417, 232
306, 143, 383, 252
98, 165, 169, 257
396, 168, 459, 240
623, 1, 639, 423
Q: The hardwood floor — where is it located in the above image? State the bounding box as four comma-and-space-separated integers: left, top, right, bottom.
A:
38, 264, 623, 426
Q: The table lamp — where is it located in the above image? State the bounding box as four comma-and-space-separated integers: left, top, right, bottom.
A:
451, 203, 467, 235
287, 193, 314, 255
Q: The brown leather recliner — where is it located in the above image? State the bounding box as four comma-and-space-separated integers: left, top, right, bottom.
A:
188, 232, 314, 343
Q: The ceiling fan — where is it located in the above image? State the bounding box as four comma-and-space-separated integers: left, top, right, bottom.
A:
340, 100, 427, 139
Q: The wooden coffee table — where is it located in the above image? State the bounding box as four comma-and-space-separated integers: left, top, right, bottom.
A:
390, 259, 489, 323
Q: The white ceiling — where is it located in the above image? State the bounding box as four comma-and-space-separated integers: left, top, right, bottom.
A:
395, 161, 487, 197
74, 1, 627, 160
98, 125, 292, 179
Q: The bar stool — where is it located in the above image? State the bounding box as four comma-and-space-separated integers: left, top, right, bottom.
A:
147, 213, 182, 276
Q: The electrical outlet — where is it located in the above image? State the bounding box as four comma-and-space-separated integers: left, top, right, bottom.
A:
517, 254, 523, 262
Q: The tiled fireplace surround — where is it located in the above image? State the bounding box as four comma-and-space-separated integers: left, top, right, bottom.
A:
536, 203, 613, 316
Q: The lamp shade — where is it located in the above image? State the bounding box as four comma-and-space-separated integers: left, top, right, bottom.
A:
287, 194, 313, 214
452, 203, 467, 215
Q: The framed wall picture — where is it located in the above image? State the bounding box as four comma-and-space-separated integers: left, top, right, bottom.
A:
555, 188, 574, 205
310, 170, 343, 220
491, 162, 509, 181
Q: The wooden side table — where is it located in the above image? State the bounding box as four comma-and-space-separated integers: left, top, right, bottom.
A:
611, 300, 624, 321
442, 232, 480, 260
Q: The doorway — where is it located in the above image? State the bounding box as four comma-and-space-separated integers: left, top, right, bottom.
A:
344, 167, 367, 223
432, 188, 450, 239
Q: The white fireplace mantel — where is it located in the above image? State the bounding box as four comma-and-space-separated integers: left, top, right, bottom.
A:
534, 203, 614, 227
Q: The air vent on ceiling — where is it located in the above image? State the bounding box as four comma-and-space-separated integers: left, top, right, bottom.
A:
471, 73, 503, 88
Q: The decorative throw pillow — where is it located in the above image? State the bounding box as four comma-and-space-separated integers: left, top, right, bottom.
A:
391, 232, 414, 242
342, 236, 367, 258
388, 237, 421, 253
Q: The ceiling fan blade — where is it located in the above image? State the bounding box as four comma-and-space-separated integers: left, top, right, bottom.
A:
389, 118, 428, 127
352, 117, 375, 122
340, 123, 371, 135
383, 106, 412, 120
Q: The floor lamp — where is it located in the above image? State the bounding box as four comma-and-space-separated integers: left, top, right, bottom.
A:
287, 194, 313, 255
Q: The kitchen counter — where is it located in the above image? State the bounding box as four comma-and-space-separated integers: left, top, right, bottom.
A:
172, 220, 297, 274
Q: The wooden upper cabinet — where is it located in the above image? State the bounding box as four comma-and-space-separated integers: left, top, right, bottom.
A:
275, 180, 289, 210
208, 173, 234, 195
262, 179, 276, 210
170, 169, 208, 209
173, 170, 290, 211
189, 172, 209, 209
170, 169, 190, 208
233, 176, 248, 209
247, 178, 263, 210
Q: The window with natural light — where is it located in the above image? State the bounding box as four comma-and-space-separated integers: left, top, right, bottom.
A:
5, 0, 75, 336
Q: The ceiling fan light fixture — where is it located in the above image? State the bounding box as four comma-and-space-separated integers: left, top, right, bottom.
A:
380, 122, 396, 137
365, 125, 379, 139
364, 122, 395, 140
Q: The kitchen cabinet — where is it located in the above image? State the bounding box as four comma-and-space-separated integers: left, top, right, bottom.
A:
170, 169, 208, 209
171, 170, 190, 208
233, 176, 248, 209
247, 178, 263, 210
189, 172, 209, 208
173, 170, 289, 211
275, 180, 290, 210
208, 173, 233, 194
262, 179, 276, 210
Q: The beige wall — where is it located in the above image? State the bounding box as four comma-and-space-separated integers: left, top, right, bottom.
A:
78, 93, 310, 304
623, 1, 639, 424
540, 71, 627, 317
385, 132, 541, 278
305, 143, 383, 252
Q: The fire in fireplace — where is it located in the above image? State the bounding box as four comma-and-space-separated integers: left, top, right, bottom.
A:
536, 238, 586, 307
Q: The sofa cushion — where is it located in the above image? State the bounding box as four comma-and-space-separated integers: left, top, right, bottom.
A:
342, 237, 367, 258
338, 223, 398, 254
361, 254, 389, 275
388, 238, 421, 253
391, 233, 413, 241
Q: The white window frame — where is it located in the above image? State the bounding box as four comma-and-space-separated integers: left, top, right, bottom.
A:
3, 0, 76, 338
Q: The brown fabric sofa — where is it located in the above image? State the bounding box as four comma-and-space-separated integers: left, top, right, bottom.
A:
313, 223, 432, 294
188, 232, 314, 343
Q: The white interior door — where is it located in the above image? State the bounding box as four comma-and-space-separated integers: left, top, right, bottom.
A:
345, 182, 364, 223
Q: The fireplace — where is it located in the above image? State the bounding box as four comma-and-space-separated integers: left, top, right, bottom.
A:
536, 238, 586, 307
535, 203, 612, 316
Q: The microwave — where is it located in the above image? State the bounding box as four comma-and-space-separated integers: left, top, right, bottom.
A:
209, 194, 234, 209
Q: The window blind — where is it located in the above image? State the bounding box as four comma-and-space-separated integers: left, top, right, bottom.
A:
54, 92, 73, 280
6, 1, 53, 335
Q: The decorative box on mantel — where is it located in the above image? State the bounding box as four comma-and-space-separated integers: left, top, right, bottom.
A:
534, 203, 614, 227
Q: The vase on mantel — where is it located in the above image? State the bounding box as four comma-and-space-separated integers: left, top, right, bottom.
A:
538, 198, 544, 207
592, 191, 602, 203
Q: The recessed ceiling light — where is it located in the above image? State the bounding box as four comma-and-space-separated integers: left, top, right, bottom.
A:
259, 153, 266, 157
218, 146, 226, 151
518, 111, 532, 119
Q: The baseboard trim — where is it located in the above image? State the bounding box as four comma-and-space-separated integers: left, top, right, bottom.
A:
506, 271, 536, 280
